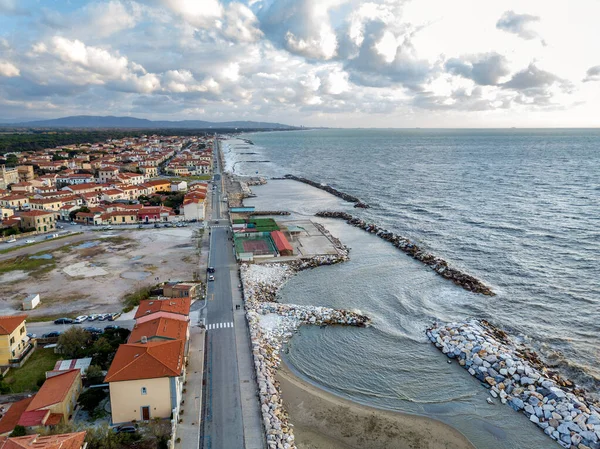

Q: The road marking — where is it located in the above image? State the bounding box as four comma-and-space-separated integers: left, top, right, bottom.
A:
206, 322, 233, 330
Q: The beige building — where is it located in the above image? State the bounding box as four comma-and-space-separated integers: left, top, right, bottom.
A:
105, 339, 185, 424
20, 210, 55, 232
0, 165, 19, 189
0, 315, 30, 366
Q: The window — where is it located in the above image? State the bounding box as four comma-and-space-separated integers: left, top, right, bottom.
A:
141, 387, 147, 395
9, 337, 14, 345
20, 326, 25, 335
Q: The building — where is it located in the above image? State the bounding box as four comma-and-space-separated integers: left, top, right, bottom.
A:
134, 297, 191, 324
137, 206, 174, 223
101, 210, 138, 225
22, 294, 40, 311
0, 432, 87, 449
170, 181, 187, 192
97, 167, 120, 183
105, 339, 185, 424
19, 369, 82, 428
19, 210, 55, 233
16, 165, 35, 182
0, 315, 30, 366
0, 166, 19, 190
0, 195, 29, 209
29, 198, 63, 212
271, 230, 294, 256
129, 317, 189, 344
163, 282, 198, 299
182, 192, 205, 221
46, 357, 92, 378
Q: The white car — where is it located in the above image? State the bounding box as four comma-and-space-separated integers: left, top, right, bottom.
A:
25, 239, 35, 244
73, 315, 88, 324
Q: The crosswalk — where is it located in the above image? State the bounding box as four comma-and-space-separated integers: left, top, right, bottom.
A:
206, 322, 233, 330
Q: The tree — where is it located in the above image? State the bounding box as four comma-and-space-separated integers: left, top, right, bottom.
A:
9, 425, 26, 437
57, 327, 92, 359
78, 388, 106, 411
85, 364, 104, 384
88, 337, 113, 369
69, 206, 90, 221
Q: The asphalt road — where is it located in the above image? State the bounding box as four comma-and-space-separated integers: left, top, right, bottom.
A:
27, 319, 135, 337
202, 141, 245, 448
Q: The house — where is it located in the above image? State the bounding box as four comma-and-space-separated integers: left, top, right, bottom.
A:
140, 166, 158, 179
0, 431, 87, 449
46, 357, 92, 378
9, 183, 34, 194
137, 206, 174, 223
128, 317, 189, 344
134, 297, 191, 324
58, 204, 79, 221
163, 282, 198, 298
0, 315, 31, 367
144, 179, 171, 193
170, 181, 187, 192
1, 208, 13, 220
0, 195, 29, 209
97, 167, 120, 183
18, 369, 82, 428
101, 210, 138, 225
182, 195, 205, 221
101, 189, 125, 202
105, 339, 185, 424
0, 397, 33, 436
19, 210, 55, 233
62, 183, 103, 195
29, 198, 63, 212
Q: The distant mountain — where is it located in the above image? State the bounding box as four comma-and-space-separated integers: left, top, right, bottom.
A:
4, 115, 296, 129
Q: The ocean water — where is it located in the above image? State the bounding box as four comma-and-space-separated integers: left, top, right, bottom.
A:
223, 129, 600, 448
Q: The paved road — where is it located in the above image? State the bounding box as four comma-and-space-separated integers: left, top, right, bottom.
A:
202, 141, 245, 448
27, 319, 135, 337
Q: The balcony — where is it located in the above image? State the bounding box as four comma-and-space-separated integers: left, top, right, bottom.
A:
8, 343, 35, 367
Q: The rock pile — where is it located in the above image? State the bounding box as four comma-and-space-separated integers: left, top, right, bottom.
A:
246, 177, 268, 186
241, 260, 370, 449
427, 320, 600, 449
283, 174, 370, 208
316, 211, 494, 296
250, 211, 291, 216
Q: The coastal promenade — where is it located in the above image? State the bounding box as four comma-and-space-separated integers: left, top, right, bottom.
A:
201, 140, 265, 449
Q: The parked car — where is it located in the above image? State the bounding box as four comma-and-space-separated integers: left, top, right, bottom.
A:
98, 313, 111, 321
84, 327, 103, 334
113, 426, 137, 434
207, 267, 215, 273
26, 333, 37, 339
6, 237, 16, 243
87, 314, 100, 321
208, 275, 215, 282
25, 239, 35, 244
154, 223, 160, 228
73, 315, 88, 324
54, 317, 73, 325
108, 312, 121, 321
104, 325, 120, 331
42, 331, 61, 338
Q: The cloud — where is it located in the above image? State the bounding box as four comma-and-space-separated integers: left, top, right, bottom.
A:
501, 63, 573, 106
0, 0, 28, 15
496, 11, 542, 41
583, 65, 600, 82
0, 61, 20, 77
83, 1, 141, 37
445, 52, 511, 86
161, 0, 223, 28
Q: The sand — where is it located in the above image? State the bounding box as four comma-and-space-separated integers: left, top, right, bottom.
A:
277, 362, 476, 449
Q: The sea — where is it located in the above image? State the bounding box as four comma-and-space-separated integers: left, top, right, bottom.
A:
222, 129, 600, 449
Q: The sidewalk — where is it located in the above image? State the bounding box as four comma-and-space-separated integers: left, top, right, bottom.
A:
175, 325, 205, 449
231, 269, 266, 449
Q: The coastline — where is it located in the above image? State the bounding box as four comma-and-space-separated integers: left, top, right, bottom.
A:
277, 360, 476, 449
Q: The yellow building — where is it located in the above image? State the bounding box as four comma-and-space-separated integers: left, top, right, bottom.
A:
19, 210, 55, 233
105, 339, 185, 424
0, 315, 29, 366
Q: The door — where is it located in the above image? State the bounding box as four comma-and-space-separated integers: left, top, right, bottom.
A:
141, 406, 150, 421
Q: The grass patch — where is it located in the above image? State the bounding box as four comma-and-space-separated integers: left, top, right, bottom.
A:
122, 285, 153, 312
2, 348, 62, 393
103, 236, 130, 245
0, 254, 55, 275
0, 233, 83, 255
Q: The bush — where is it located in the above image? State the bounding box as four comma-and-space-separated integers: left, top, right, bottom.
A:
10, 425, 26, 437
78, 388, 106, 412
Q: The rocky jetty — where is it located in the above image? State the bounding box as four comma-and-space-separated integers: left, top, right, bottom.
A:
283, 174, 369, 208
241, 260, 370, 449
428, 320, 600, 449
316, 211, 494, 296
247, 177, 268, 186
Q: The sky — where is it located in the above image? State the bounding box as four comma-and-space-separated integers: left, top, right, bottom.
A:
0, 0, 599, 127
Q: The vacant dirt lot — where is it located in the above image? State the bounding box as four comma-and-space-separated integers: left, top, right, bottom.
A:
0, 228, 201, 318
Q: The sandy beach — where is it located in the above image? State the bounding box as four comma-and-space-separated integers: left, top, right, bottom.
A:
277, 361, 476, 449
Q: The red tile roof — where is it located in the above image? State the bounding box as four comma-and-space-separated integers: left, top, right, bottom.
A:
1, 431, 86, 449
17, 410, 48, 427
0, 315, 27, 335
134, 298, 190, 319
0, 397, 33, 435
26, 370, 80, 411
104, 339, 185, 382
129, 317, 188, 343
19, 211, 53, 218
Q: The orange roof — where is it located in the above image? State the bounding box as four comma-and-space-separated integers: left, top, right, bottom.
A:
26, 370, 80, 411
0, 315, 27, 335
1, 432, 86, 449
104, 339, 185, 382
0, 397, 33, 435
129, 317, 188, 343
19, 210, 53, 218
17, 410, 48, 428
134, 298, 191, 319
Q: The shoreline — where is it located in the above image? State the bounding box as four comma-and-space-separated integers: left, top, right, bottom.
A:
277, 360, 476, 449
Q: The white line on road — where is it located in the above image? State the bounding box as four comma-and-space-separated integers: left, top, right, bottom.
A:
206, 322, 234, 330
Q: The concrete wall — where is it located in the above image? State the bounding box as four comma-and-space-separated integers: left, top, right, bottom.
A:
109, 377, 174, 424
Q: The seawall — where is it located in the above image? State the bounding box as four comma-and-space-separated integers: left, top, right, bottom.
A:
316, 211, 495, 296
282, 174, 369, 208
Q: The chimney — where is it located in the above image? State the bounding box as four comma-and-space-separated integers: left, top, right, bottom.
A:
141, 336, 147, 344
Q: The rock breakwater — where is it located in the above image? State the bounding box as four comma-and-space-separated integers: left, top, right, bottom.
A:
251, 211, 291, 216
428, 320, 600, 449
283, 174, 369, 208
241, 260, 370, 449
316, 211, 494, 296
